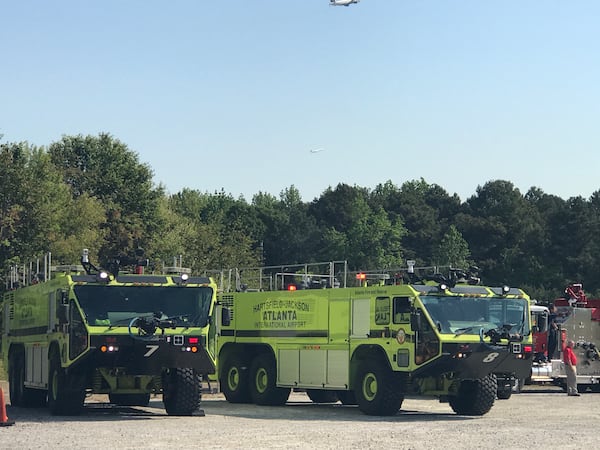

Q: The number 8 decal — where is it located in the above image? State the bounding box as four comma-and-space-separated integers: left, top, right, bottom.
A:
483, 352, 499, 363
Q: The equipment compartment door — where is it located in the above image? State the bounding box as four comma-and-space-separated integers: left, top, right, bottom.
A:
351, 298, 370, 339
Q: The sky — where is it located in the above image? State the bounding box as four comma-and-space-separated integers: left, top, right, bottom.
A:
2, 1, 600, 203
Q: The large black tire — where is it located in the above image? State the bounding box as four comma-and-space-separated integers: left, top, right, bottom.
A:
109, 393, 151, 406
354, 359, 404, 416
449, 374, 497, 416
336, 390, 358, 406
48, 352, 85, 415
220, 353, 252, 403
8, 351, 47, 407
306, 389, 339, 404
249, 354, 290, 406
162, 368, 201, 416
9, 352, 25, 407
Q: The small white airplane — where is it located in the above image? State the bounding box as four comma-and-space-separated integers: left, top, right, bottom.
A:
330, 0, 359, 6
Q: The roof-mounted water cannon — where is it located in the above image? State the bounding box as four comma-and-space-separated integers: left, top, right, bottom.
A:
425, 272, 452, 288
449, 266, 481, 286
81, 248, 100, 275
405, 260, 421, 283
467, 265, 481, 285
80, 249, 112, 281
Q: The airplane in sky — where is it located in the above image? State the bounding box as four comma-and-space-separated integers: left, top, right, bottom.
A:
330, 0, 360, 6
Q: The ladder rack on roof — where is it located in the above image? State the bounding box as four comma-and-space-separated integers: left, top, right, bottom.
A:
217, 261, 348, 293
5, 252, 92, 291
213, 260, 476, 293
5, 252, 54, 290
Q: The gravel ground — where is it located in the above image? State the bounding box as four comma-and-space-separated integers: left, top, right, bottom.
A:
0, 381, 598, 450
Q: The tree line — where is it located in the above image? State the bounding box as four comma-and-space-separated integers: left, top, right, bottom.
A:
2, 133, 599, 301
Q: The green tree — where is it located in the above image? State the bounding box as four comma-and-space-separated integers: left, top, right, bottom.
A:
0, 144, 66, 255
167, 189, 260, 272
253, 186, 320, 266
432, 225, 471, 269
0, 142, 29, 261
370, 179, 461, 265
552, 195, 599, 291
523, 187, 568, 291
457, 180, 544, 285
50, 193, 107, 265
0, 142, 82, 287
310, 183, 405, 269
48, 133, 163, 265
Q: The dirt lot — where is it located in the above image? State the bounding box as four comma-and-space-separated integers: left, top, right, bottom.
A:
0, 381, 598, 449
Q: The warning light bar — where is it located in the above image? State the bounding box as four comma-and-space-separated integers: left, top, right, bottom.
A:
287, 284, 297, 291
356, 273, 366, 281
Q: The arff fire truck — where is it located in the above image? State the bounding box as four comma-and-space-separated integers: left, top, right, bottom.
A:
0, 250, 218, 415
214, 261, 533, 416
529, 283, 600, 391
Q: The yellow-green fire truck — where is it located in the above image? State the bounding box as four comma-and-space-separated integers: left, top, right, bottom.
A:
1, 250, 218, 415
215, 261, 533, 416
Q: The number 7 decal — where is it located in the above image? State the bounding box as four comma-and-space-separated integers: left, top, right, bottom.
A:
145, 345, 159, 357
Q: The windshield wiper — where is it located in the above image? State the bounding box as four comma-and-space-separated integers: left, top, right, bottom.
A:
157, 314, 191, 328
454, 326, 477, 336
107, 314, 153, 329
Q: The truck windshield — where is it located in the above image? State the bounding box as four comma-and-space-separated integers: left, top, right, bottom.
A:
421, 295, 529, 336
74, 285, 214, 328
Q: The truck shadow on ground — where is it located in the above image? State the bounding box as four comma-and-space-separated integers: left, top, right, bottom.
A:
518, 386, 565, 394
201, 398, 478, 423
5, 397, 486, 423
5, 400, 170, 422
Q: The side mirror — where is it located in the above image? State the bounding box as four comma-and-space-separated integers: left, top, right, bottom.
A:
410, 310, 422, 332
221, 307, 231, 327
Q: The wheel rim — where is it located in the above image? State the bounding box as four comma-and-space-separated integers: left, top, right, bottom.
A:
362, 372, 378, 401
227, 367, 240, 391
255, 367, 268, 394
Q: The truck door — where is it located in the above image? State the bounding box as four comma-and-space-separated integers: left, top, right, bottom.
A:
393, 296, 415, 368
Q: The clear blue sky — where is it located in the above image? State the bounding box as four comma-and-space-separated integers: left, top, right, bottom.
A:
2, 1, 600, 202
